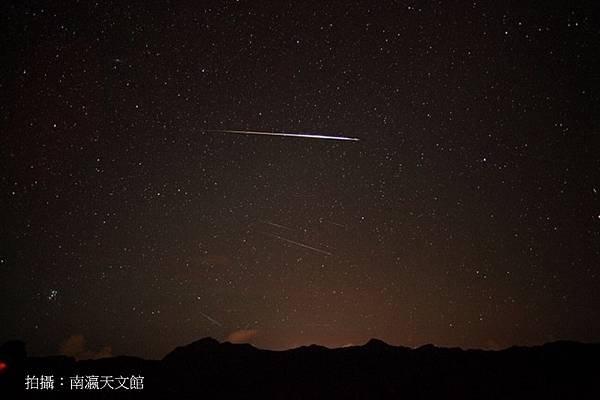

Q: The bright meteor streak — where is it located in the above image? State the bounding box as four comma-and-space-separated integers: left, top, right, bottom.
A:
206, 129, 360, 141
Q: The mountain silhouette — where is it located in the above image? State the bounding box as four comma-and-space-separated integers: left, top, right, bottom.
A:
1, 338, 599, 399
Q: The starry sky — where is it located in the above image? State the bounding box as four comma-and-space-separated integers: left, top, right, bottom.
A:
2, 1, 599, 359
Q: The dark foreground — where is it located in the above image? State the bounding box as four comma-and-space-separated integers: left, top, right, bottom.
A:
1, 338, 598, 399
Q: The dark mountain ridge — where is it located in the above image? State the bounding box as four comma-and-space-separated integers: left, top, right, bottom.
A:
1, 338, 598, 399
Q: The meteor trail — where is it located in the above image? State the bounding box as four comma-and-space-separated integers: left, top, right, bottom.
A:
262, 232, 333, 256
324, 220, 348, 229
206, 129, 360, 141
199, 311, 222, 327
259, 219, 296, 232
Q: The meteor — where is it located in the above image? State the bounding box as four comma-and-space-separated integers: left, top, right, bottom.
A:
206, 129, 360, 141
199, 311, 222, 327
262, 231, 333, 256
259, 219, 296, 232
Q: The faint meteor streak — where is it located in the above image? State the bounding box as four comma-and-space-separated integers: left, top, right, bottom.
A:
206, 129, 360, 141
199, 311, 222, 327
324, 220, 347, 229
263, 232, 333, 256
259, 219, 295, 232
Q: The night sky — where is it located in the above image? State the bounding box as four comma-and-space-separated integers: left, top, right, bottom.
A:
2, 1, 599, 359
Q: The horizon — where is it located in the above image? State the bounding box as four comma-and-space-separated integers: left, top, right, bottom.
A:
10, 334, 579, 360
6, 335, 597, 362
